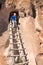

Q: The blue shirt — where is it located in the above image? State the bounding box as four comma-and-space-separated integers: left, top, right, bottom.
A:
11, 15, 16, 21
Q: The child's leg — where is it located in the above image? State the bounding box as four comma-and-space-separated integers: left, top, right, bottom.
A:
12, 21, 14, 27
14, 21, 17, 28
13, 22, 14, 27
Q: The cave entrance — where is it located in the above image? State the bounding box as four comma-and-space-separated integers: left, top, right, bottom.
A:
9, 10, 19, 25
0, 3, 2, 10
31, 4, 36, 18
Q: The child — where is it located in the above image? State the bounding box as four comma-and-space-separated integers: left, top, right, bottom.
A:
11, 13, 16, 28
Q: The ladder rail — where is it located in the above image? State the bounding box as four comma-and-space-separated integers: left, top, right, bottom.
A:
5, 21, 29, 65
17, 26, 28, 62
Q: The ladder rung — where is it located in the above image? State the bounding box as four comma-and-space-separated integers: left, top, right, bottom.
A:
13, 38, 20, 40
13, 41, 24, 44
6, 61, 28, 65
13, 27, 16, 29
14, 34, 19, 36
14, 43, 20, 44
9, 38, 13, 39
10, 43, 24, 44
9, 23, 12, 24
15, 61, 29, 65
9, 26, 12, 28
9, 30, 12, 32
9, 43, 18, 44
9, 33, 12, 35
8, 54, 27, 57
10, 48, 26, 51
13, 30, 15, 32
13, 37, 20, 39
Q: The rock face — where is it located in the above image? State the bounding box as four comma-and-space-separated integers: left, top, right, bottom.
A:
19, 16, 41, 65
5, 0, 43, 17
0, 7, 8, 36
0, 20, 8, 36
0, 0, 43, 65
5, 0, 32, 16
0, 49, 5, 65
5, 0, 31, 9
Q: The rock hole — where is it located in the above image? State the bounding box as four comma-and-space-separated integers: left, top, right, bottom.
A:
8, 10, 19, 25
31, 4, 36, 18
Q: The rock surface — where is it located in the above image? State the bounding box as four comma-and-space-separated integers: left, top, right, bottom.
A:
19, 16, 41, 65
0, 0, 43, 65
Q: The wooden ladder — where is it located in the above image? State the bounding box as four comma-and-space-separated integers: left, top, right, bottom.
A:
6, 21, 29, 65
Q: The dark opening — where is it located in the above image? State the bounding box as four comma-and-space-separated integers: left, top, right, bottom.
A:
31, 4, 36, 18
8, 10, 19, 25
0, 0, 6, 10
36, 0, 39, 3
40, 5, 43, 8
0, 3, 2, 10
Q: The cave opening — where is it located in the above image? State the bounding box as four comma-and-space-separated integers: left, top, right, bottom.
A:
31, 4, 36, 18
0, 3, 2, 10
9, 10, 19, 25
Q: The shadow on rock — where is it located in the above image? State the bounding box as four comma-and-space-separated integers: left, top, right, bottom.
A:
0, 20, 8, 36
